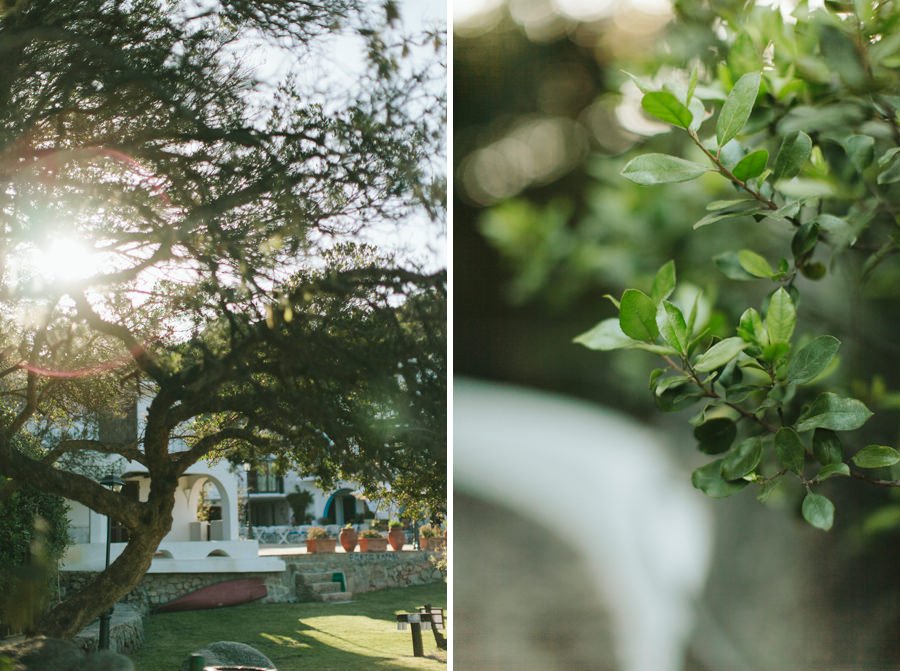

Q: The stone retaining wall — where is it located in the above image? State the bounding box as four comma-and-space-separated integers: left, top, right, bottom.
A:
283, 550, 445, 595
60, 550, 445, 614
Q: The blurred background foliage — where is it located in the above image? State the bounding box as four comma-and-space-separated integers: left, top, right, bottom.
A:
454, 0, 900, 534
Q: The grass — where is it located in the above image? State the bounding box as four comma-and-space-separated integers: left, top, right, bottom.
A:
128, 582, 447, 671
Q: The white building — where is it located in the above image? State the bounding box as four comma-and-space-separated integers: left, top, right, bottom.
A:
61, 393, 391, 574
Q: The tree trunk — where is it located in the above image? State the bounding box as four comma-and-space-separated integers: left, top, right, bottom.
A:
34, 491, 175, 639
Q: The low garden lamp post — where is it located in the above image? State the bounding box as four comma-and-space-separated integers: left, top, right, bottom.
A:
98, 473, 125, 651
242, 462, 254, 540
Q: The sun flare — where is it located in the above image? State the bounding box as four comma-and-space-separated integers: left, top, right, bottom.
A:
9, 235, 100, 290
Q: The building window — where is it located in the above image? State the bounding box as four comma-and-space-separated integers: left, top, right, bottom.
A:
247, 463, 283, 494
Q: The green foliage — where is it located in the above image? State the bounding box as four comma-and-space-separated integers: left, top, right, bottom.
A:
286, 487, 315, 525
306, 526, 330, 540
578, 1, 900, 531
419, 523, 440, 538
0, 0, 445, 636
0, 484, 70, 633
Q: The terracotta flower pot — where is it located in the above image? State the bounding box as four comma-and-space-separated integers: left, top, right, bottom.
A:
306, 538, 336, 554
420, 536, 446, 551
358, 536, 388, 552
388, 528, 405, 551
339, 528, 358, 553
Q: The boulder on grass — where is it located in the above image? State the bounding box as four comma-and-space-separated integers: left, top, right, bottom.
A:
0, 637, 133, 671
180, 641, 276, 671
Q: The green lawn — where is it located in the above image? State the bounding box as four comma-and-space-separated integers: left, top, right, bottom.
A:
128, 582, 447, 671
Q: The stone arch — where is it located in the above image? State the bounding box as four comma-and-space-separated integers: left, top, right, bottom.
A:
185, 474, 235, 541
207, 549, 229, 557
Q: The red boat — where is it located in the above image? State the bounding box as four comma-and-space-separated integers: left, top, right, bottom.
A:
154, 578, 268, 613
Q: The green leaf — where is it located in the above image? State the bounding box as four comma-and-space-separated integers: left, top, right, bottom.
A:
721, 437, 763, 480
852, 445, 900, 469
815, 214, 857, 249
787, 335, 840, 384
574, 319, 676, 355
707, 198, 755, 211
694, 417, 737, 455
775, 178, 835, 199
802, 492, 834, 531
656, 300, 689, 355
691, 459, 750, 498
693, 337, 747, 373
765, 288, 796, 345
688, 96, 707, 131
715, 252, 757, 281
775, 427, 806, 475
797, 393, 873, 432
737, 249, 775, 278
732, 149, 769, 181
728, 32, 763, 78
716, 71, 761, 148
621, 154, 711, 185
763, 200, 801, 226
816, 462, 850, 482
574, 319, 634, 351
813, 429, 843, 466
641, 91, 694, 128
650, 260, 676, 304
878, 157, 900, 184
655, 374, 691, 395
686, 65, 698, 104
878, 147, 900, 167
737, 307, 767, 346
619, 289, 659, 342
791, 221, 819, 260
772, 130, 812, 180
694, 210, 757, 230
842, 134, 875, 173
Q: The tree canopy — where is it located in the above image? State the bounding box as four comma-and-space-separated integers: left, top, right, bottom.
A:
0, 0, 445, 637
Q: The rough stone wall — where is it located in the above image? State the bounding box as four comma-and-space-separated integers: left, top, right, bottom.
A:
60, 551, 444, 614
282, 550, 446, 594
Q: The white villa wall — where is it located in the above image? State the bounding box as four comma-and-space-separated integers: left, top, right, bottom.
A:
62, 389, 393, 573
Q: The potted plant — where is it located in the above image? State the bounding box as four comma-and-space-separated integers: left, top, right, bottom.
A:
339, 523, 358, 553
419, 524, 445, 551
306, 526, 336, 554
387, 520, 405, 551
358, 529, 388, 552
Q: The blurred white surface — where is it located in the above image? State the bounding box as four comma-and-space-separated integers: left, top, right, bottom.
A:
455, 377, 713, 671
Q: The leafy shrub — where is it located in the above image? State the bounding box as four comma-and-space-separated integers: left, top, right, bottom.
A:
360, 529, 383, 539
578, 1, 900, 531
419, 524, 440, 538
306, 526, 330, 540
0, 484, 70, 633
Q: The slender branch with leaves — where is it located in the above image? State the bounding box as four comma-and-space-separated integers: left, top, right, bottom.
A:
577, 1, 900, 531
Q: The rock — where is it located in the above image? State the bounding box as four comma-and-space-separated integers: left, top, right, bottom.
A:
181, 641, 276, 671
0, 637, 133, 671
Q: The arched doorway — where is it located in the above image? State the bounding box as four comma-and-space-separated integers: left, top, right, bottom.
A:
186, 475, 234, 541
323, 488, 363, 526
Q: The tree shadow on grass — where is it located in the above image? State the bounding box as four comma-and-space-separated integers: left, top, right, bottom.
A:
130, 585, 446, 671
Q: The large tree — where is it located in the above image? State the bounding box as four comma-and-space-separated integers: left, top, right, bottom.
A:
0, 0, 445, 638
